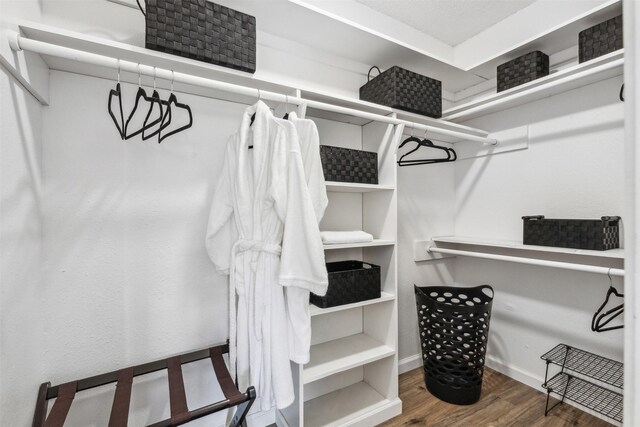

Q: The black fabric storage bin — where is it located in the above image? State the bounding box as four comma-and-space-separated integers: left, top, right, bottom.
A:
311, 261, 381, 308
359, 66, 442, 118
579, 15, 623, 63
522, 215, 621, 251
145, 0, 256, 73
414, 285, 494, 405
320, 145, 378, 184
497, 51, 549, 92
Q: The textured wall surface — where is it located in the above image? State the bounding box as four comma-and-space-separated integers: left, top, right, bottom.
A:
0, 67, 44, 427
397, 76, 625, 392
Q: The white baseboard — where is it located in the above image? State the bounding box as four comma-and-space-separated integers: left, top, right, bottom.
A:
484, 355, 543, 391
398, 354, 422, 374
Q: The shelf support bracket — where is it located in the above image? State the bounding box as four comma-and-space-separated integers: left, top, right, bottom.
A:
1, 29, 49, 105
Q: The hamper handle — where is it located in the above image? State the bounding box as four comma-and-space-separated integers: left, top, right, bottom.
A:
367, 66, 382, 82
479, 285, 494, 299
136, 0, 146, 17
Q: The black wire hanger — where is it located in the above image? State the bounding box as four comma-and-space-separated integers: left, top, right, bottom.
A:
124, 64, 164, 140
108, 59, 126, 140
397, 128, 457, 166
591, 269, 624, 332
248, 89, 261, 149
141, 67, 166, 141
283, 94, 290, 120
158, 70, 193, 143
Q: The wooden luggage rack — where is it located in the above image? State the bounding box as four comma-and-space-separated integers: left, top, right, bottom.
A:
32, 342, 256, 427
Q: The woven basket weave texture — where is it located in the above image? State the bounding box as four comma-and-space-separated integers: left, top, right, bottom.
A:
311, 261, 381, 308
146, 0, 256, 73
359, 66, 441, 118
497, 51, 549, 92
522, 216, 620, 251
579, 15, 623, 63
320, 145, 378, 184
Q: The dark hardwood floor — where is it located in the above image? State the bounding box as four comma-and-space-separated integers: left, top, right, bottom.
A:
380, 367, 613, 427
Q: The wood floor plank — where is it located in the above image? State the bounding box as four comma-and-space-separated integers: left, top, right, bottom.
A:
380, 367, 614, 427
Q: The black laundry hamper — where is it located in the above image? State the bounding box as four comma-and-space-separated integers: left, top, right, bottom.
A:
414, 284, 494, 405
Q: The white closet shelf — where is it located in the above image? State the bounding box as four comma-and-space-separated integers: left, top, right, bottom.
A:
416, 236, 624, 276
443, 50, 624, 122
304, 382, 401, 427
303, 334, 395, 384
323, 239, 396, 250
310, 292, 395, 317
432, 236, 624, 260
325, 182, 395, 193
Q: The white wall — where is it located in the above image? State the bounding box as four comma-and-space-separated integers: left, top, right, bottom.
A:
397, 76, 625, 392
396, 159, 456, 365
34, 70, 256, 426
0, 2, 45, 426
0, 66, 44, 426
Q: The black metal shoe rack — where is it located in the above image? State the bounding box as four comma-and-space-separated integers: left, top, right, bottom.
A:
541, 343, 623, 424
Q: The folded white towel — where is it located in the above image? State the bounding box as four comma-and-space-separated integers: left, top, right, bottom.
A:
320, 230, 374, 244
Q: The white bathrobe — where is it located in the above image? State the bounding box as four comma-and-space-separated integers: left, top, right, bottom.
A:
285, 112, 328, 364
206, 101, 328, 410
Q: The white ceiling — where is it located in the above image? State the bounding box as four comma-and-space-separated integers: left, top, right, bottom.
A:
355, 0, 537, 46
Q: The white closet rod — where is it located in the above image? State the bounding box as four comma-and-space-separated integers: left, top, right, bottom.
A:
9, 32, 497, 145
427, 246, 625, 277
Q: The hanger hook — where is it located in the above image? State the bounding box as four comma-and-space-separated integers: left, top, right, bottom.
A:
258, 89, 262, 101
608, 268, 613, 287
285, 94, 289, 112
409, 124, 414, 138
424, 127, 429, 139
137, 63, 141, 87
171, 70, 175, 93
117, 59, 120, 84
153, 66, 157, 90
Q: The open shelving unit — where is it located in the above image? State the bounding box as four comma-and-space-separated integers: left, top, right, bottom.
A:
278, 110, 401, 426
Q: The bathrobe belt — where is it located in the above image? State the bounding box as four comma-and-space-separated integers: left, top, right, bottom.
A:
228, 238, 282, 381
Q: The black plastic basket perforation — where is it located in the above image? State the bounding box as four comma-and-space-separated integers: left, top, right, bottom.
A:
414, 285, 494, 405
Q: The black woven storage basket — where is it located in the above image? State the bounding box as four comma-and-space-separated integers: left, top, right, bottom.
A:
497, 51, 549, 92
579, 15, 623, 63
359, 66, 442, 118
311, 261, 381, 308
145, 0, 256, 73
415, 285, 494, 405
320, 145, 378, 184
522, 215, 621, 251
